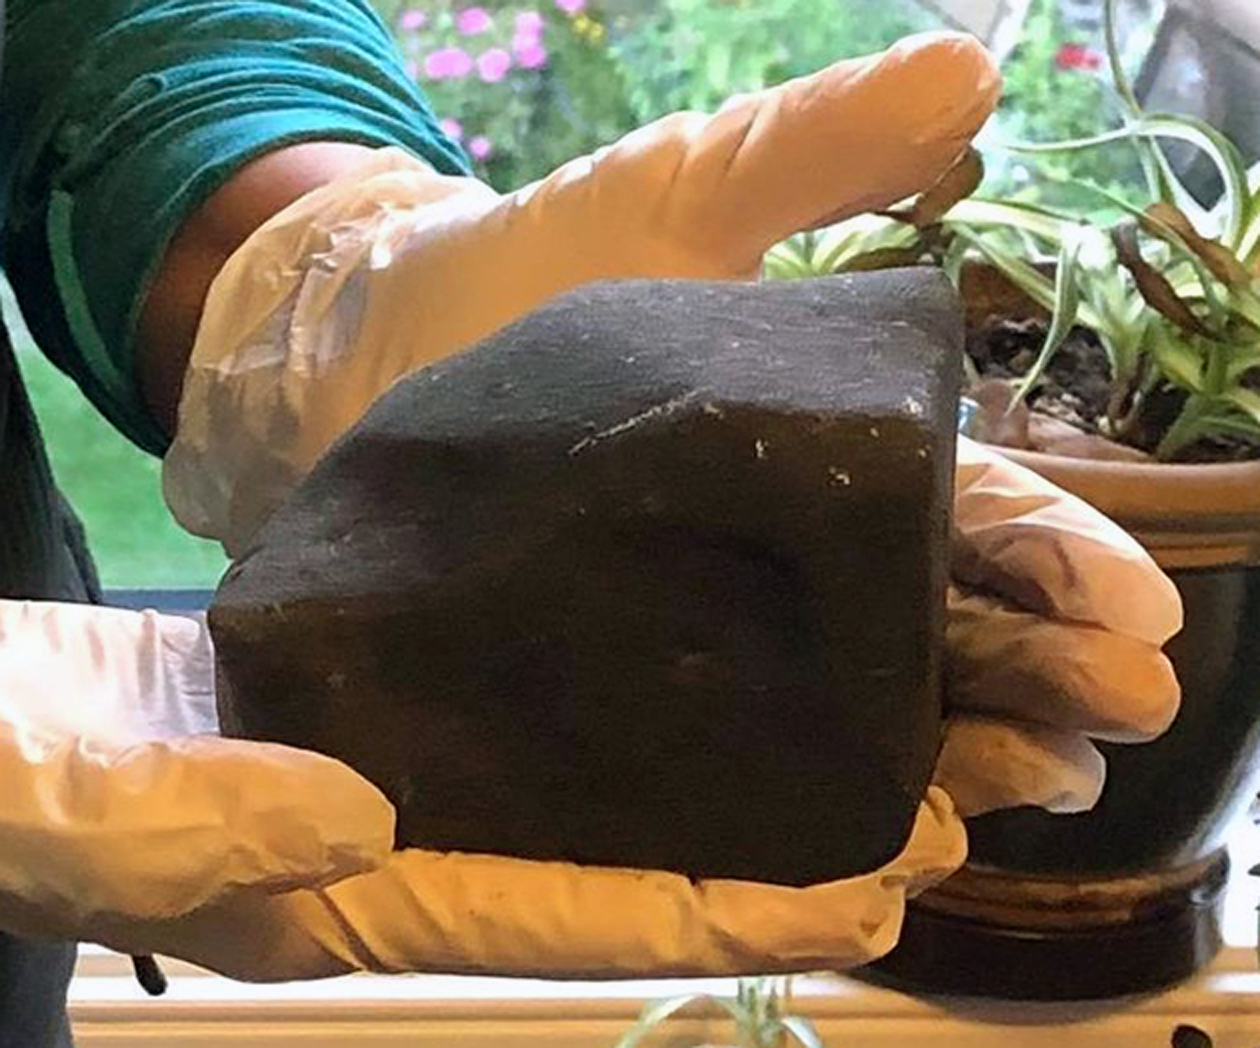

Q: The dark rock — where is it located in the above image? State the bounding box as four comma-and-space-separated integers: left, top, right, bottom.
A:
211, 271, 963, 886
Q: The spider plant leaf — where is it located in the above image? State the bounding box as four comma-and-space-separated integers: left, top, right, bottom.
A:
950, 227, 1057, 306
947, 198, 1077, 243
826, 216, 919, 267
1226, 345, 1260, 383
1220, 387, 1260, 426
1156, 393, 1214, 459
1112, 223, 1211, 337
1011, 231, 1084, 404
1102, 0, 1182, 205
1004, 114, 1245, 243
613, 993, 706, 1048
709, 994, 755, 1031
1142, 203, 1253, 288
763, 248, 814, 280
1147, 323, 1206, 392
1193, 413, 1260, 444
780, 1015, 826, 1048
942, 228, 970, 288
835, 245, 928, 272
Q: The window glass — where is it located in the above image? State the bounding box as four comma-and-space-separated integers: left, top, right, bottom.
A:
7, 287, 227, 591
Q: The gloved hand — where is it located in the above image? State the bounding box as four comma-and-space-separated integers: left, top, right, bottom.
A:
164, 30, 1005, 556
936, 437, 1181, 817
50, 32, 1175, 980
0, 600, 394, 934
0, 436, 1179, 982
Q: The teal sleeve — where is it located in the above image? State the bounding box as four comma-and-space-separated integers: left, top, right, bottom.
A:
2, 0, 469, 454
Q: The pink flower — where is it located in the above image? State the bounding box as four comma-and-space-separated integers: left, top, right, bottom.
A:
398, 8, 428, 31
424, 46, 474, 80
477, 48, 513, 83
456, 6, 493, 35
440, 117, 465, 142
515, 41, 548, 69
515, 10, 544, 37
554, 0, 585, 14
469, 136, 494, 161
512, 30, 538, 54
1055, 42, 1102, 72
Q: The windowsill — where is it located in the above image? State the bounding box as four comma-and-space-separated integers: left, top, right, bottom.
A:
68, 819, 1260, 1045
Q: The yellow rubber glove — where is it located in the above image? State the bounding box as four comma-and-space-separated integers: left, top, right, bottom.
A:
0, 601, 393, 933
936, 437, 1181, 817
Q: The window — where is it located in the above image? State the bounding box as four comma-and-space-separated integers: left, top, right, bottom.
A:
9, 1, 1260, 1042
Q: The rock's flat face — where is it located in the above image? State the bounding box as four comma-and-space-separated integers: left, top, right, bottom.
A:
211, 272, 963, 886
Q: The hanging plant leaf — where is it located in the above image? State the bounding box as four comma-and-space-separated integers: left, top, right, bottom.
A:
1112, 223, 1210, 337
1147, 323, 1206, 392
1011, 230, 1085, 404
612, 993, 706, 1048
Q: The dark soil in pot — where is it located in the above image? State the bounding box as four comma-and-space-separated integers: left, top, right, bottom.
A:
966, 317, 1260, 463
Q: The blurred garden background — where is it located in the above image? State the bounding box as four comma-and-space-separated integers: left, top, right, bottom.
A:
17, 0, 1253, 589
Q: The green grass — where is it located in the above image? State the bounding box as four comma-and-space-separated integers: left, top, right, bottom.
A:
12, 325, 228, 589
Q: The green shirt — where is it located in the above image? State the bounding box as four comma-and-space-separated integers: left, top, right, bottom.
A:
0, 0, 469, 453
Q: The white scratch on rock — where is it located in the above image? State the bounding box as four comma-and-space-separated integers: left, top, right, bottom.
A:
569, 391, 700, 455
828, 467, 852, 487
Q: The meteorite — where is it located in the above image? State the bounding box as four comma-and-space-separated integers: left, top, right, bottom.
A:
212, 270, 963, 886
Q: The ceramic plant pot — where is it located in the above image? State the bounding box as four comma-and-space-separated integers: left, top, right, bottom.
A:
871, 265, 1260, 999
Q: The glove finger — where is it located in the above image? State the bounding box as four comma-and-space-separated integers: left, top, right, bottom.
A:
947, 586, 1179, 742
0, 725, 395, 928
933, 715, 1106, 817
651, 31, 1000, 271
952, 437, 1183, 646
72, 790, 966, 983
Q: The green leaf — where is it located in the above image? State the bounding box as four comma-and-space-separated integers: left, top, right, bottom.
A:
946, 198, 1078, 243
1102, 0, 1181, 204
781, 1015, 826, 1048
1192, 412, 1260, 444
1221, 387, 1260, 426
1226, 344, 1260, 382
1012, 229, 1084, 403
1006, 115, 1249, 249
1156, 393, 1214, 459
1147, 324, 1205, 392
613, 993, 706, 1048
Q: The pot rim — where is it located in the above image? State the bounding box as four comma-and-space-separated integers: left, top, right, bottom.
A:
990, 445, 1260, 569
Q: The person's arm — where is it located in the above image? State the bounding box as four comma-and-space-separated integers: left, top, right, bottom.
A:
137, 141, 384, 432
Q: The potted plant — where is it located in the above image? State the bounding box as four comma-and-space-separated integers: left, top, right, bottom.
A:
769, 0, 1260, 999
615, 977, 823, 1048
